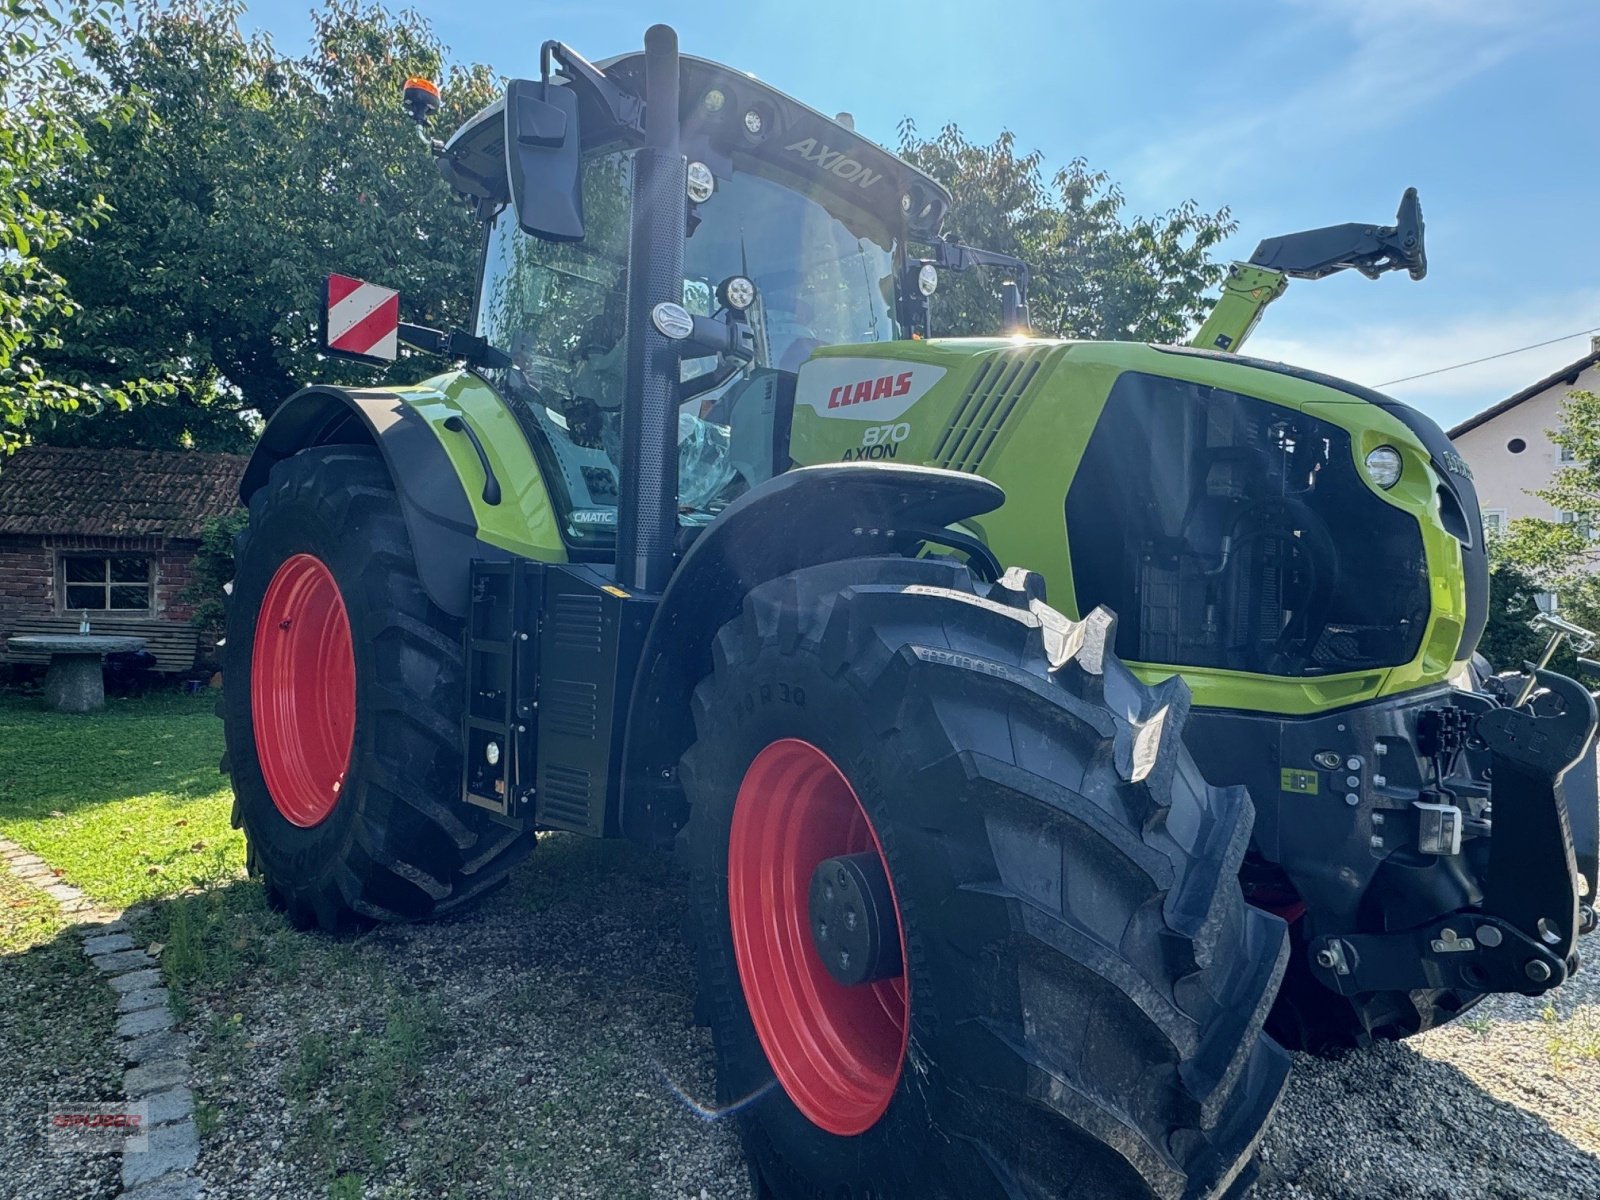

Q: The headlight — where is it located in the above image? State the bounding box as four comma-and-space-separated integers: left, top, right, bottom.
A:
718, 275, 757, 311
1364, 445, 1403, 489
685, 161, 715, 204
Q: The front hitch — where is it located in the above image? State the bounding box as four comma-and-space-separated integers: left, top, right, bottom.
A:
1310, 669, 1596, 999
1477, 668, 1595, 981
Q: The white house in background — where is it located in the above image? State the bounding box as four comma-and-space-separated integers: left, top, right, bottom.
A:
1448, 336, 1600, 536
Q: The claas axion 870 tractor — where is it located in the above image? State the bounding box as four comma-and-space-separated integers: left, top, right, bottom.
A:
223, 25, 1598, 1200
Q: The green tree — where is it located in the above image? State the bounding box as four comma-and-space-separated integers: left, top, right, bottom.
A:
1495, 388, 1600, 639
179, 510, 248, 650
0, 0, 156, 452
896, 121, 1234, 340
34, 0, 497, 450
1477, 559, 1558, 673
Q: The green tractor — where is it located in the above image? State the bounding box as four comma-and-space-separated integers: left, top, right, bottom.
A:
222, 25, 1597, 1199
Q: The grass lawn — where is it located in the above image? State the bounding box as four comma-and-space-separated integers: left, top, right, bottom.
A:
0, 856, 72, 954
0, 690, 243, 909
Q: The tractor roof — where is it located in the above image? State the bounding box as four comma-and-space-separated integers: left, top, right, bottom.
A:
440, 53, 950, 237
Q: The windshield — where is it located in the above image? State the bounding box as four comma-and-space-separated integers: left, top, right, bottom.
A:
684, 169, 900, 372
476, 151, 902, 545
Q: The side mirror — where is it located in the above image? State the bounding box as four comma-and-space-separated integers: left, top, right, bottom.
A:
505, 78, 584, 242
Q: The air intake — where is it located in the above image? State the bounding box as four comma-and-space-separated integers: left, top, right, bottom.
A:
931, 346, 1052, 472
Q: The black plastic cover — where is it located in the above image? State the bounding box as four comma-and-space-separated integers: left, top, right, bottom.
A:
1068, 371, 1430, 677
1157, 345, 1490, 664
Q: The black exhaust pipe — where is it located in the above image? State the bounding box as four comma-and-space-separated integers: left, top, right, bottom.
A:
615, 24, 684, 593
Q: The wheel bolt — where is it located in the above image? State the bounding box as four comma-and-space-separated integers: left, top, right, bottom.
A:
1526, 959, 1553, 983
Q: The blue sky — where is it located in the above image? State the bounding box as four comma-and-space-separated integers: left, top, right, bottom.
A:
245, 0, 1600, 429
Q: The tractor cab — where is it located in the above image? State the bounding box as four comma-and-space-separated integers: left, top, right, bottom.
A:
433, 51, 1020, 553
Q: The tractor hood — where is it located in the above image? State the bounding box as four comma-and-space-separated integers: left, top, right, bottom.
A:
787, 337, 1484, 715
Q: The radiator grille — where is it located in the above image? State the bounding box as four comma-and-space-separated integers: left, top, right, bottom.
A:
931, 348, 1052, 473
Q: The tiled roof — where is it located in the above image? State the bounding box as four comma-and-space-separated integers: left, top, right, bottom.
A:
0, 446, 247, 539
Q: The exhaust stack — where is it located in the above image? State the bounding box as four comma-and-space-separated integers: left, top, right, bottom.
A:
615, 24, 684, 593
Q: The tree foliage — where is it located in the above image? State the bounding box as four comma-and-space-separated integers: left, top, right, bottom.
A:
33, 0, 496, 450
0, 0, 159, 452
1494, 388, 1600, 640
1477, 557, 1564, 673
179, 509, 247, 649
896, 121, 1235, 341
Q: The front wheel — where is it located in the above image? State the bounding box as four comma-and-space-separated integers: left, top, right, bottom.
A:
680, 557, 1291, 1200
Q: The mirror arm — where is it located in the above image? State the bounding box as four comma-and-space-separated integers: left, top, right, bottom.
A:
909, 239, 1034, 336
540, 40, 645, 136
681, 313, 754, 363
398, 322, 512, 371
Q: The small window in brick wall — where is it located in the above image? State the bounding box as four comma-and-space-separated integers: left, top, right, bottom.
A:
60, 555, 154, 612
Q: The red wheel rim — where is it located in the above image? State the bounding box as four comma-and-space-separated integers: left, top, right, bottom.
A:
251, 553, 355, 828
728, 738, 909, 1135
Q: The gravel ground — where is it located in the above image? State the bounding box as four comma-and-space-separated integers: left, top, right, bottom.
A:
0, 862, 122, 1200
1258, 964, 1600, 1199
7, 832, 1599, 1198
142, 835, 748, 1199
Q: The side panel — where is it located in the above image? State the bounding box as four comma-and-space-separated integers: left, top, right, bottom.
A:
241, 372, 564, 618
617, 462, 1005, 846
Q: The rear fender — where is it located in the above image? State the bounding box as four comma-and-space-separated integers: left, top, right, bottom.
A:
242, 384, 504, 619
618, 463, 1005, 846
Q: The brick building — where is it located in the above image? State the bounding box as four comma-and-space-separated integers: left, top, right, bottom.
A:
0, 446, 247, 675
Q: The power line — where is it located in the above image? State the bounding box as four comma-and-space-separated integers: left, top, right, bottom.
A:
1376, 325, 1600, 387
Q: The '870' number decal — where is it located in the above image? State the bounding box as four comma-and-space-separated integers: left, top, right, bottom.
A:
841, 423, 911, 461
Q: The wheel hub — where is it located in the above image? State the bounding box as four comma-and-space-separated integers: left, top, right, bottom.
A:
809, 851, 903, 987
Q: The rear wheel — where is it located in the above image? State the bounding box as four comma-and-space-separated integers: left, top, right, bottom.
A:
222, 446, 534, 930
680, 557, 1292, 1200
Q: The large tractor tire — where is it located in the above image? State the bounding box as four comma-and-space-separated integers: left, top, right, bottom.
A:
679, 557, 1292, 1200
221, 446, 534, 931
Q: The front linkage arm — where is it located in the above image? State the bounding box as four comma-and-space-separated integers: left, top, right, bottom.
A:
1310, 670, 1597, 999
1192, 187, 1426, 353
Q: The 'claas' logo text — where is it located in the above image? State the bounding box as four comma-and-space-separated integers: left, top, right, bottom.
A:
827, 372, 915, 410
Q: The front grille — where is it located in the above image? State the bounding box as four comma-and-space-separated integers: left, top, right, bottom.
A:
932, 347, 1052, 473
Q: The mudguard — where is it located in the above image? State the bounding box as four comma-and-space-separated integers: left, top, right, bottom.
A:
617, 462, 1005, 846
241, 385, 505, 619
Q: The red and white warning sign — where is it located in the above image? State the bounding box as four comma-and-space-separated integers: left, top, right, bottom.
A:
323, 274, 399, 363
